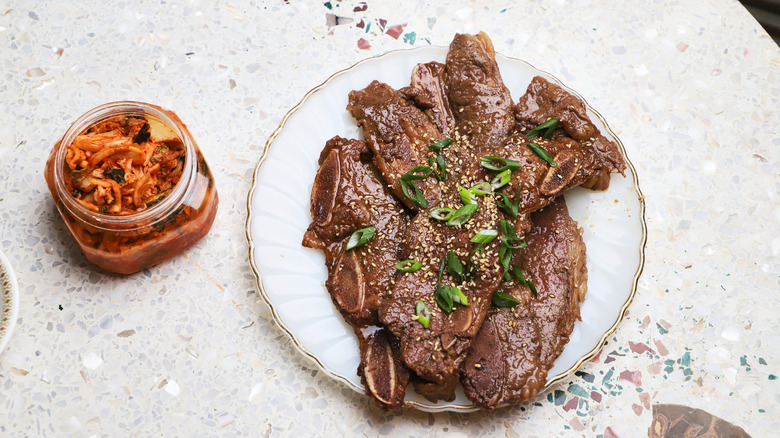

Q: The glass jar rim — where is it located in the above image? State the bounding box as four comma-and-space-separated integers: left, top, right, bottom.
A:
52, 101, 196, 227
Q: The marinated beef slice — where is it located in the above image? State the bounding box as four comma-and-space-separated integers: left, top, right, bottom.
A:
347, 80, 445, 211
302, 136, 406, 327
400, 62, 455, 137
302, 136, 411, 410
411, 373, 459, 403
461, 198, 588, 410
379, 185, 504, 384
445, 32, 515, 150
514, 76, 626, 191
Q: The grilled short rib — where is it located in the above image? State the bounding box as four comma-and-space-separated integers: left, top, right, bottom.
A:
348, 80, 445, 212
514, 76, 626, 190
461, 198, 588, 410
302, 136, 410, 409
376, 32, 518, 386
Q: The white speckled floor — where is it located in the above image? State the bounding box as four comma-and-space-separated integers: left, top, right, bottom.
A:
0, 1, 778, 436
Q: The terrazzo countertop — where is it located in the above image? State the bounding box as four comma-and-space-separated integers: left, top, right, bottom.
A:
1, 1, 778, 436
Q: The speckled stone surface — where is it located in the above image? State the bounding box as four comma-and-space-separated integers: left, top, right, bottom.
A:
1, 1, 778, 436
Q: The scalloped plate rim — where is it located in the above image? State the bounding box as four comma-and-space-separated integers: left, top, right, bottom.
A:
0, 249, 20, 357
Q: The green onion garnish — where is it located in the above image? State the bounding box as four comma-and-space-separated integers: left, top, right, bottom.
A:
499, 219, 515, 238
415, 300, 431, 328
434, 285, 468, 313
400, 165, 433, 208
480, 156, 523, 172
469, 182, 493, 196
527, 143, 557, 167
435, 285, 455, 313
395, 259, 422, 273
446, 204, 479, 226
525, 118, 559, 140
446, 250, 465, 284
451, 287, 468, 305
471, 229, 498, 244
465, 243, 484, 277
428, 138, 455, 151
436, 255, 446, 286
404, 165, 433, 179
430, 207, 456, 221
496, 183, 522, 218
428, 154, 447, 181
400, 179, 427, 208
459, 186, 476, 205
434, 253, 469, 313
492, 291, 520, 308
499, 239, 513, 275
498, 220, 527, 276
345, 226, 376, 251
512, 266, 538, 297
500, 219, 528, 248
490, 169, 511, 190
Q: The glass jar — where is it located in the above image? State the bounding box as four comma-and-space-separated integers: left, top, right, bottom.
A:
44, 101, 218, 274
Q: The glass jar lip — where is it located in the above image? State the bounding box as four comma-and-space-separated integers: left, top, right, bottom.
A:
53, 101, 196, 226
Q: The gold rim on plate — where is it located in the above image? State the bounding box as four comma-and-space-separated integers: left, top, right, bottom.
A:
0, 249, 20, 356
245, 46, 647, 411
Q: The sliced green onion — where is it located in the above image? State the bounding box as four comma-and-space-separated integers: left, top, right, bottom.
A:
499, 219, 527, 248
400, 178, 427, 208
469, 182, 493, 196
395, 259, 422, 273
428, 154, 447, 182
459, 185, 476, 205
512, 265, 538, 297
496, 183, 522, 218
526, 118, 559, 140
490, 169, 511, 190
428, 138, 455, 151
405, 165, 433, 179
447, 204, 479, 226
430, 207, 456, 221
527, 143, 557, 167
436, 255, 446, 286
345, 226, 376, 251
400, 165, 432, 208
503, 236, 527, 250
451, 287, 468, 305
435, 285, 454, 313
499, 219, 515, 238
498, 220, 527, 276
480, 156, 523, 172
415, 300, 431, 328
465, 243, 484, 277
434, 285, 468, 313
504, 239, 527, 250
446, 250, 464, 284
496, 193, 516, 218
499, 239, 513, 274
471, 229, 498, 244
492, 291, 520, 308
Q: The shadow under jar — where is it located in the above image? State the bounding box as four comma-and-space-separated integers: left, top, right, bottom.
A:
44, 102, 218, 274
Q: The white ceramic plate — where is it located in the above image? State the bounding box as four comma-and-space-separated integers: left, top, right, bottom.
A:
0, 249, 20, 357
247, 46, 646, 411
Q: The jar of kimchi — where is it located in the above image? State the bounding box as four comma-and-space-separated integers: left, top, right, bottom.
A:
44, 102, 218, 274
